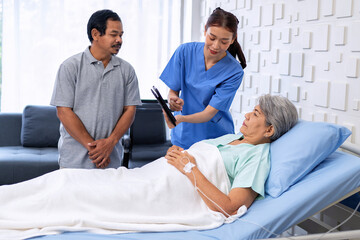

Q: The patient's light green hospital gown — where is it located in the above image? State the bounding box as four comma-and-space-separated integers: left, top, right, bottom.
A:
203, 134, 270, 198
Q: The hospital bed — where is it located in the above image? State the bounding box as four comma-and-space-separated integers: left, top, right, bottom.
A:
30, 121, 360, 240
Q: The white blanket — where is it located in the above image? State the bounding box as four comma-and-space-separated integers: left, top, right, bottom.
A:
0, 142, 246, 240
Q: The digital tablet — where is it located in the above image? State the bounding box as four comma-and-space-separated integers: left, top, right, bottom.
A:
151, 86, 177, 126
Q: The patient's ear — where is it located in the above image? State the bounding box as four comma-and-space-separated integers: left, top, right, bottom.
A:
265, 125, 274, 138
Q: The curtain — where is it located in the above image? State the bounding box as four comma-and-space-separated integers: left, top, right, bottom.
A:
1, 0, 181, 112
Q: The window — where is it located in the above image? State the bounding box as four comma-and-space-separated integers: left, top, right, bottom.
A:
1, 0, 181, 112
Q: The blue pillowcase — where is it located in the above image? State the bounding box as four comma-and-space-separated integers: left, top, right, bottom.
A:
21, 105, 60, 148
265, 120, 352, 198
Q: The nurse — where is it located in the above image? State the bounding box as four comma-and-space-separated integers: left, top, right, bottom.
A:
160, 7, 246, 149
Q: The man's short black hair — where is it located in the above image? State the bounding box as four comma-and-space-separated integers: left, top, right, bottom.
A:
87, 9, 121, 43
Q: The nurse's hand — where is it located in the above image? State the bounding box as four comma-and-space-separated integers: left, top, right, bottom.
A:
169, 96, 184, 111
163, 110, 184, 129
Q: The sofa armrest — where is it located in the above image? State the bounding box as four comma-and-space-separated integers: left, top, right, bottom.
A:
0, 113, 22, 146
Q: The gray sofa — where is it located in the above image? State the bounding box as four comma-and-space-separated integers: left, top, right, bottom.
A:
0, 105, 60, 185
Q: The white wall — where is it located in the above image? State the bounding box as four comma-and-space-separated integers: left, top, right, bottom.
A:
200, 0, 360, 148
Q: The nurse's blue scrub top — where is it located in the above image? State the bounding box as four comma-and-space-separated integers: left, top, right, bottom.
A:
160, 42, 244, 149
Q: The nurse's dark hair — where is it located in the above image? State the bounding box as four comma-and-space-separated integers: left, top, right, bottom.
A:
87, 9, 121, 43
205, 7, 247, 69
258, 94, 298, 142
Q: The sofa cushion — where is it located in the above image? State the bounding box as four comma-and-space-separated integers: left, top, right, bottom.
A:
21, 105, 60, 147
0, 146, 59, 185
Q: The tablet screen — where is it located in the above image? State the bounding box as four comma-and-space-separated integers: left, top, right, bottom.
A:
151, 86, 177, 126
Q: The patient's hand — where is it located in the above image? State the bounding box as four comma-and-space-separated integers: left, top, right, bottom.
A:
165, 145, 184, 157
166, 150, 196, 175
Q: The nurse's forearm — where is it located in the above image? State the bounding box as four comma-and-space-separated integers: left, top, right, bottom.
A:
168, 89, 180, 98
177, 105, 218, 124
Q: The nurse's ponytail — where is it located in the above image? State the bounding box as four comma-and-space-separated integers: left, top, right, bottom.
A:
206, 7, 247, 69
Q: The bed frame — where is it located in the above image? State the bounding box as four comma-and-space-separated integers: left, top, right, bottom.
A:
273, 143, 360, 240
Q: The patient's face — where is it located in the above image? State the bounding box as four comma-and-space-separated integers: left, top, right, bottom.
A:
240, 105, 271, 143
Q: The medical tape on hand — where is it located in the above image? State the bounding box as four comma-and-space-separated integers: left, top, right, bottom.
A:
181, 156, 195, 173
183, 162, 196, 173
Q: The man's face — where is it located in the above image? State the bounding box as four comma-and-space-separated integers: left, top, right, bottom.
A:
96, 20, 123, 55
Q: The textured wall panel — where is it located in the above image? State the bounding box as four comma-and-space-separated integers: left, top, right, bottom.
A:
263, 4, 274, 26
336, 0, 353, 18
323, 61, 330, 71
336, 53, 342, 63
232, 112, 242, 132
253, 31, 260, 44
306, 0, 319, 21
334, 26, 346, 45
260, 75, 271, 94
296, 106, 302, 119
323, 0, 334, 16
279, 52, 291, 75
237, 0, 245, 8
275, 3, 284, 19
289, 85, 300, 102
294, 27, 299, 36
272, 49, 279, 63
261, 29, 272, 51
328, 114, 338, 124
282, 28, 291, 44
302, 32, 312, 49
232, 92, 242, 113
294, 12, 299, 22
314, 24, 329, 51
291, 52, 304, 77
346, 57, 359, 78
238, 31, 245, 47
303, 112, 314, 121
245, 0, 252, 10
252, 6, 261, 26
304, 65, 314, 82
349, 22, 360, 51
353, 99, 360, 111
330, 82, 348, 111
223, 0, 237, 10
251, 51, 260, 72
314, 80, 329, 107
302, 91, 307, 100
272, 77, 281, 93
246, 74, 252, 88
239, 79, 245, 91
314, 111, 327, 122
287, 14, 292, 24
343, 123, 355, 143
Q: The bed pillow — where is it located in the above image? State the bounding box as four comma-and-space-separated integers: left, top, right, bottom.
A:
21, 105, 60, 147
265, 120, 351, 198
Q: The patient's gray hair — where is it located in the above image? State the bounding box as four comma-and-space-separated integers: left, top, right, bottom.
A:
258, 94, 298, 141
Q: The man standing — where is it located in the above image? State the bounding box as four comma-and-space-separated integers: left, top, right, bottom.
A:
51, 9, 141, 169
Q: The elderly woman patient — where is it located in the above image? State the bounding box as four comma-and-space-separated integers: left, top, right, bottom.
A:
0, 94, 298, 238
164, 94, 298, 216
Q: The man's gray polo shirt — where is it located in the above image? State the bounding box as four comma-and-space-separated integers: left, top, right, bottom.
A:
51, 47, 141, 168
